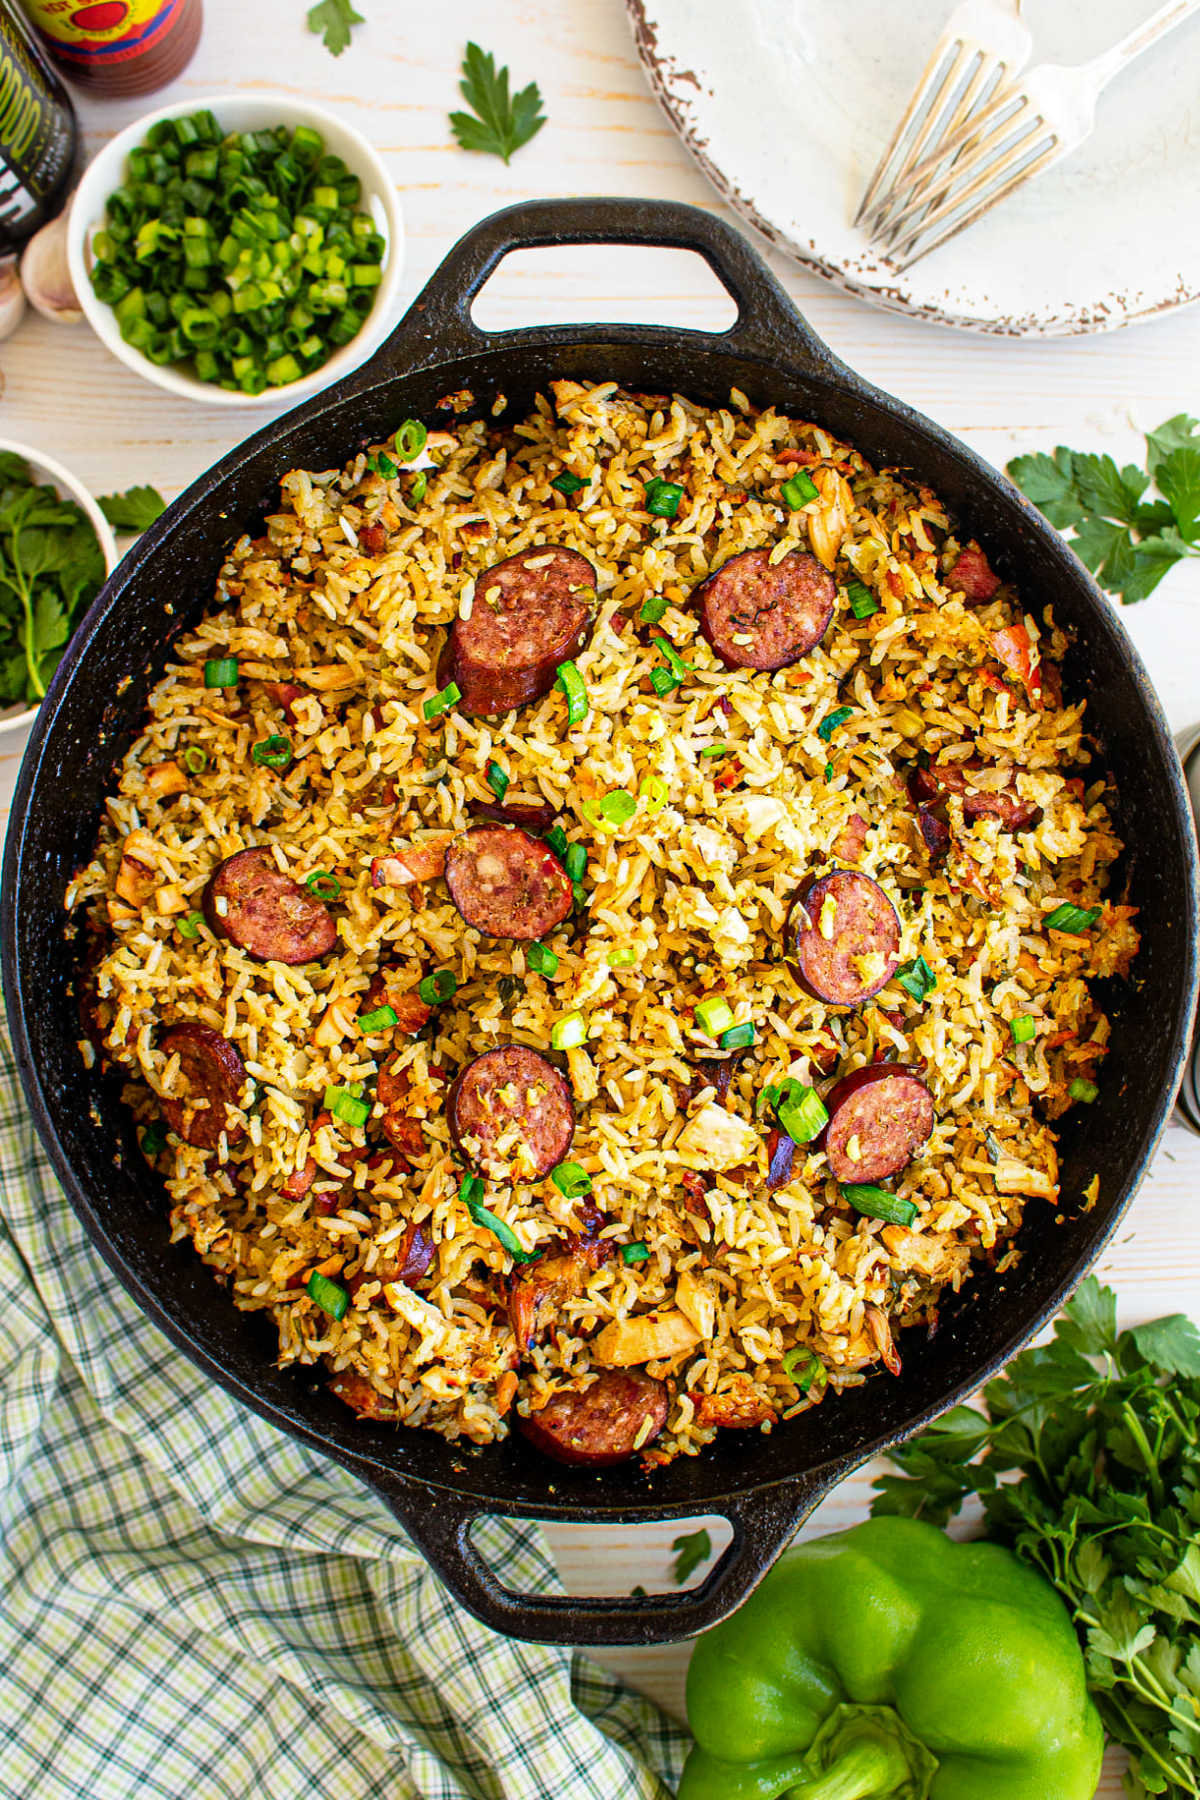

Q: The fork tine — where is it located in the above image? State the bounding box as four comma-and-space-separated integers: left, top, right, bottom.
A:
888, 136, 1061, 268
869, 83, 1029, 232
859, 50, 1017, 235
854, 37, 985, 228
873, 97, 1043, 245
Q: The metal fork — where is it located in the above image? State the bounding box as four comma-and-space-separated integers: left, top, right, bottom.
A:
862, 0, 1200, 270
854, 0, 1032, 240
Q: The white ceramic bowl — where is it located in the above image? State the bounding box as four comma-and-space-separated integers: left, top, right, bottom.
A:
67, 93, 405, 408
0, 439, 119, 736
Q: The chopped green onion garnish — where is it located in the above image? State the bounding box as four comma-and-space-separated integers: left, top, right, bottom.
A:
410, 471, 428, 504
1045, 903, 1101, 934
778, 1083, 828, 1144
640, 594, 669, 624
817, 705, 854, 743
545, 824, 569, 860
572, 880, 588, 911
841, 1183, 918, 1227
695, 996, 734, 1038
486, 760, 509, 802
203, 657, 238, 688
782, 1345, 827, 1393
306, 1271, 349, 1320
564, 842, 587, 882
551, 471, 585, 495
824, 763, 834, 783
251, 733, 292, 769
527, 943, 559, 977
394, 418, 427, 461
369, 449, 398, 479
653, 636, 692, 682
607, 946, 639, 968
305, 870, 340, 901
423, 680, 461, 722
182, 745, 207, 774
599, 789, 638, 827
418, 968, 457, 1006
621, 1242, 650, 1265
1010, 1015, 1036, 1045
645, 477, 684, 518
649, 668, 680, 697
555, 660, 589, 725
895, 956, 937, 1004
460, 1177, 536, 1263
846, 581, 879, 619
140, 1120, 168, 1156
782, 469, 819, 508
639, 774, 669, 813
720, 1022, 756, 1050
324, 1084, 369, 1129
700, 744, 731, 759
359, 1004, 398, 1033
1069, 1077, 1099, 1103
177, 910, 205, 939
550, 1160, 592, 1199
551, 1011, 587, 1050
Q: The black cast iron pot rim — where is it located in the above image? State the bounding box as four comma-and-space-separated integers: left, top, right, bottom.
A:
4, 198, 1196, 1643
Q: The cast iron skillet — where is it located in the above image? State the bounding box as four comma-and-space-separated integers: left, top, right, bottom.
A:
3, 199, 1196, 1648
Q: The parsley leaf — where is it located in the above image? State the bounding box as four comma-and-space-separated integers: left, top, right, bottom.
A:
306, 0, 364, 56
98, 486, 167, 533
671, 1527, 713, 1585
1008, 414, 1200, 603
449, 42, 546, 164
872, 1278, 1200, 1798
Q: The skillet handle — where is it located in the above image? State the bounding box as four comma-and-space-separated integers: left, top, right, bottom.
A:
358, 195, 845, 380
369, 1470, 842, 1647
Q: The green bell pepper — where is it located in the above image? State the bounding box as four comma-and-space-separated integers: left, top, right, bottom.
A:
680, 1516, 1102, 1800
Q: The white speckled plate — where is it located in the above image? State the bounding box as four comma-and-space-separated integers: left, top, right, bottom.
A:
628, 0, 1200, 335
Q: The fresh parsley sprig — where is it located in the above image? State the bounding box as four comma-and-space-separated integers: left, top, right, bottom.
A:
1008, 414, 1200, 604
449, 42, 546, 164
98, 486, 166, 533
0, 452, 106, 706
671, 1527, 713, 1585
872, 1277, 1200, 1798
306, 0, 364, 57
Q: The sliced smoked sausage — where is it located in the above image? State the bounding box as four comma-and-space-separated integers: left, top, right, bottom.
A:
518, 1370, 669, 1466
444, 825, 573, 940
698, 548, 835, 671
440, 545, 597, 716
160, 1022, 247, 1149
203, 848, 337, 964
448, 1044, 575, 1183
919, 761, 1039, 831
822, 1063, 934, 1182
790, 870, 901, 1006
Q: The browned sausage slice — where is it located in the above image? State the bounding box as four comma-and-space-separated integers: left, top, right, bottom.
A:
444, 825, 573, 941
441, 546, 597, 716
203, 848, 337, 964
790, 870, 901, 1006
921, 762, 1039, 832
822, 1064, 934, 1182
448, 1044, 575, 1183
949, 545, 1000, 602
518, 1370, 668, 1466
698, 548, 835, 671
160, 1022, 247, 1149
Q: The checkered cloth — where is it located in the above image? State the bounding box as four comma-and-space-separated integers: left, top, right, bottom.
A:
0, 1020, 688, 1799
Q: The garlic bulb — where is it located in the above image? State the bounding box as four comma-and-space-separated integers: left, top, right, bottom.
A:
20, 210, 81, 325
0, 257, 25, 341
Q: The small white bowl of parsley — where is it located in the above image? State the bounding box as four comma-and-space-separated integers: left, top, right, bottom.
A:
0, 442, 121, 735
67, 93, 405, 407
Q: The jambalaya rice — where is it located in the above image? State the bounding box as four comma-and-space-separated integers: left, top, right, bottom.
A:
70, 381, 1139, 1465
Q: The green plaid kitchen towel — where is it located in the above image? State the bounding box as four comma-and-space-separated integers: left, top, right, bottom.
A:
0, 1019, 688, 1800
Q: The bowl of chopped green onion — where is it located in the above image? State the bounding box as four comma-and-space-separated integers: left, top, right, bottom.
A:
68, 94, 405, 407
0, 440, 118, 735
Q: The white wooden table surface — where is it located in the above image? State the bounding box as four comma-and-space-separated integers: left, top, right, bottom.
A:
2, 2, 1199, 1782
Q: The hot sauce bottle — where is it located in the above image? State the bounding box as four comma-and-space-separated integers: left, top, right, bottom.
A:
0, 0, 77, 252
17, 0, 202, 97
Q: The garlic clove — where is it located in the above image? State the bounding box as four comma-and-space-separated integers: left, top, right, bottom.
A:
20, 209, 81, 325
0, 256, 26, 341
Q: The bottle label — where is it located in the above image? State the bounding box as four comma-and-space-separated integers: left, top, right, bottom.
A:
0, 14, 72, 236
19, 0, 181, 64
